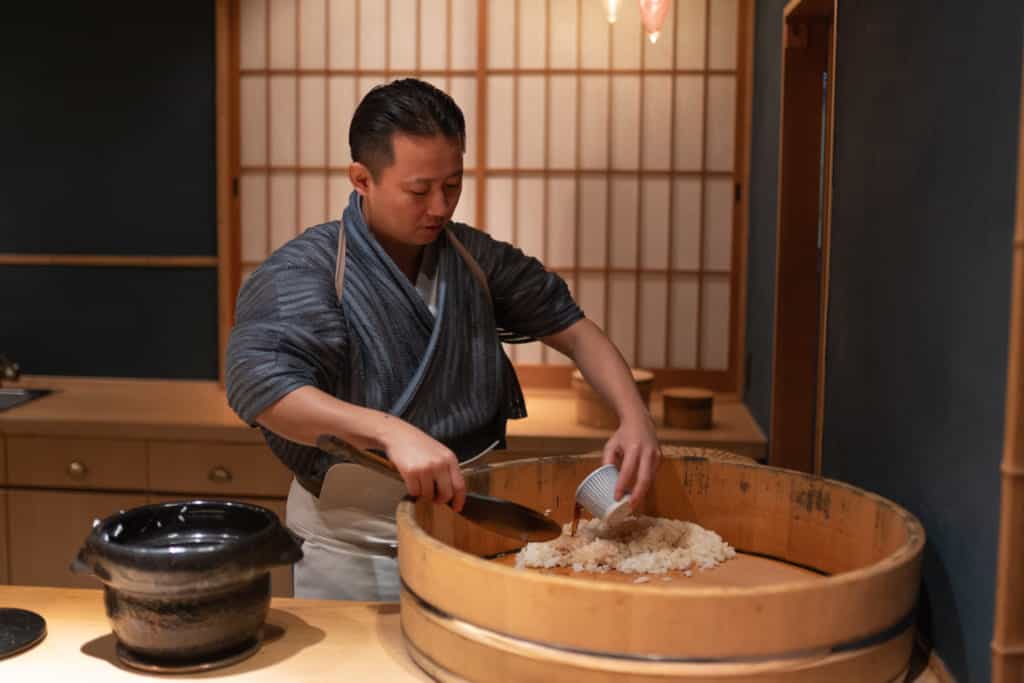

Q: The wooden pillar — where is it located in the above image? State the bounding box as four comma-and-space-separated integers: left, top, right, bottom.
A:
992, 50, 1024, 683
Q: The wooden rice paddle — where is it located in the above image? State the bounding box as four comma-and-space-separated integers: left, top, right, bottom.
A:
316, 434, 562, 543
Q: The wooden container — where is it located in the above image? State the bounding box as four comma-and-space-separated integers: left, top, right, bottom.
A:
663, 387, 715, 429
571, 369, 654, 429
397, 448, 925, 682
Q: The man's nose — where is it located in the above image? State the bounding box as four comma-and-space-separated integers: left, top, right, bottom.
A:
428, 188, 449, 216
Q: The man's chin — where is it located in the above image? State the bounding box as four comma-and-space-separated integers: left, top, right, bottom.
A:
415, 228, 445, 243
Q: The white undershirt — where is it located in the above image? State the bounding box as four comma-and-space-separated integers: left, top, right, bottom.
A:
413, 244, 439, 317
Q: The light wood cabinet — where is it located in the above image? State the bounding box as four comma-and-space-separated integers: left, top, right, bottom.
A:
0, 434, 295, 598
148, 441, 291, 497
7, 489, 147, 588
0, 490, 8, 584
7, 437, 147, 490
148, 494, 293, 598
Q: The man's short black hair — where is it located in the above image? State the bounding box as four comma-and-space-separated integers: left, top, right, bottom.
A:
349, 78, 466, 179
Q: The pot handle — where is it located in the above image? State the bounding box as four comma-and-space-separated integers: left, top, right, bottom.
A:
257, 526, 305, 568
69, 549, 94, 576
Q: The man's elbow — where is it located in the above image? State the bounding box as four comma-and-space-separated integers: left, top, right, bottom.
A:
542, 318, 589, 359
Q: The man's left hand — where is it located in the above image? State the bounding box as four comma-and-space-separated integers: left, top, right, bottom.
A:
602, 414, 662, 510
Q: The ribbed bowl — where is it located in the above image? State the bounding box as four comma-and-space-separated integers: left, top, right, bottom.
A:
575, 463, 632, 525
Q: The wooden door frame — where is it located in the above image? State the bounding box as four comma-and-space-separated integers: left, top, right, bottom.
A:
215, 0, 240, 386
768, 0, 836, 473
992, 49, 1024, 683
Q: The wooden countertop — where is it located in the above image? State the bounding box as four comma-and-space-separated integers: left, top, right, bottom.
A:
0, 376, 765, 459
506, 388, 765, 459
0, 585, 941, 682
1, 376, 255, 442
0, 585, 429, 681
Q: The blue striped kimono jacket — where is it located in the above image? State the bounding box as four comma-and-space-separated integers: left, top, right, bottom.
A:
226, 191, 583, 484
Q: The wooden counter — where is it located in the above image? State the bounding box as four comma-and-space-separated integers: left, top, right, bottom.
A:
0, 376, 264, 443
0, 585, 945, 682
0, 585, 430, 681
0, 376, 764, 596
507, 387, 766, 460
0, 375, 766, 459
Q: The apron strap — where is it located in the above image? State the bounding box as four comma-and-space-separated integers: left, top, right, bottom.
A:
445, 227, 491, 300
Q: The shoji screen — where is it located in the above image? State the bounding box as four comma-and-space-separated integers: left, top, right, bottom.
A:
234, 0, 750, 390
237, 0, 480, 281
486, 0, 746, 386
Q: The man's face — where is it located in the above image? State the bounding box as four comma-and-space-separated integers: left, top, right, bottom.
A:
355, 133, 463, 251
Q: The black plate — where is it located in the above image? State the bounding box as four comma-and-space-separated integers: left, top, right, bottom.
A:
0, 608, 46, 659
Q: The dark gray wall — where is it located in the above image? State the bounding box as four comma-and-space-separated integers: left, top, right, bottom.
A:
743, 0, 787, 431
822, 2, 1022, 681
0, 3, 219, 379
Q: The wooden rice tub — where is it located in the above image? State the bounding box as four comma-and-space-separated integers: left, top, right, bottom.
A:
397, 448, 925, 682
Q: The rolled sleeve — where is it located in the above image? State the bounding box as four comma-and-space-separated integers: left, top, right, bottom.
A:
225, 260, 346, 426
451, 223, 584, 341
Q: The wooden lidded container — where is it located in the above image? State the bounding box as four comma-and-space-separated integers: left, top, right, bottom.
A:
398, 448, 925, 682
571, 368, 654, 429
663, 386, 714, 429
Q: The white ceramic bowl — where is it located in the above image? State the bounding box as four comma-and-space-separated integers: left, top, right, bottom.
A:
575, 464, 632, 526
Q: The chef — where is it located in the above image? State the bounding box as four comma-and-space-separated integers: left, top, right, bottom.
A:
225, 78, 660, 600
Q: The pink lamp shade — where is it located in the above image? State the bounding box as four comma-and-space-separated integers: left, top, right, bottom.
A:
639, 0, 671, 44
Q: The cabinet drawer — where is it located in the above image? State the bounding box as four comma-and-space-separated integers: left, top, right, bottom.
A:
148, 442, 292, 497
148, 495, 293, 598
8, 489, 148, 588
7, 436, 147, 490
0, 490, 8, 584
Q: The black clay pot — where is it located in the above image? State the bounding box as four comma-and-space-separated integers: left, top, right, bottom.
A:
71, 500, 303, 662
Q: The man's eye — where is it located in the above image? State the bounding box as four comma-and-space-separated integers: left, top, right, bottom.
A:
410, 189, 428, 196
445, 183, 461, 191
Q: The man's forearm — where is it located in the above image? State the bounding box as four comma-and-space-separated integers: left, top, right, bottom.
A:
255, 385, 397, 450
545, 319, 652, 424
546, 318, 662, 503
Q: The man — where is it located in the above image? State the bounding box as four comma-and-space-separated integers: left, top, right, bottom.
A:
226, 78, 660, 600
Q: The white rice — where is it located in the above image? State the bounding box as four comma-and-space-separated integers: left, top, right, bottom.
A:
516, 516, 736, 574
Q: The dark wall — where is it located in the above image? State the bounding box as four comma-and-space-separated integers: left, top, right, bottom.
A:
743, 0, 787, 431
823, 2, 1022, 681
0, 3, 218, 379
0, 267, 218, 379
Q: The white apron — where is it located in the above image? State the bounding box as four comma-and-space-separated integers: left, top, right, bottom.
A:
286, 465, 406, 601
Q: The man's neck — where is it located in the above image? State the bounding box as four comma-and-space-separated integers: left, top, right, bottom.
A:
360, 196, 422, 282
376, 235, 423, 283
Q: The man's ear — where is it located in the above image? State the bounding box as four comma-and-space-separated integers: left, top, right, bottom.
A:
349, 162, 373, 196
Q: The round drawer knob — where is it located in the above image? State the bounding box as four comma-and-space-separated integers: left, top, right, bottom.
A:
209, 466, 233, 484
67, 461, 88, 480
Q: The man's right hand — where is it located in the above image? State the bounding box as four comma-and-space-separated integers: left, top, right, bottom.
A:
380, 421, 466, 512
254, 387, 467, 511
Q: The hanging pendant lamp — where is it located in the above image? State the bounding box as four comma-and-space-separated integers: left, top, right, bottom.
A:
604, 0, 621, 24
638, 0, 671, 44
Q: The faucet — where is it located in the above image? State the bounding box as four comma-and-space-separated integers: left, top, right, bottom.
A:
0, 354, 20, 387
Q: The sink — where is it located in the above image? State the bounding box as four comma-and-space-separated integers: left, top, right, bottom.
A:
0, 388, 54, 412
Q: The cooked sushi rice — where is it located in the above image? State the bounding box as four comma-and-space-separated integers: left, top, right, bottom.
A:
516, 515, 736, 574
